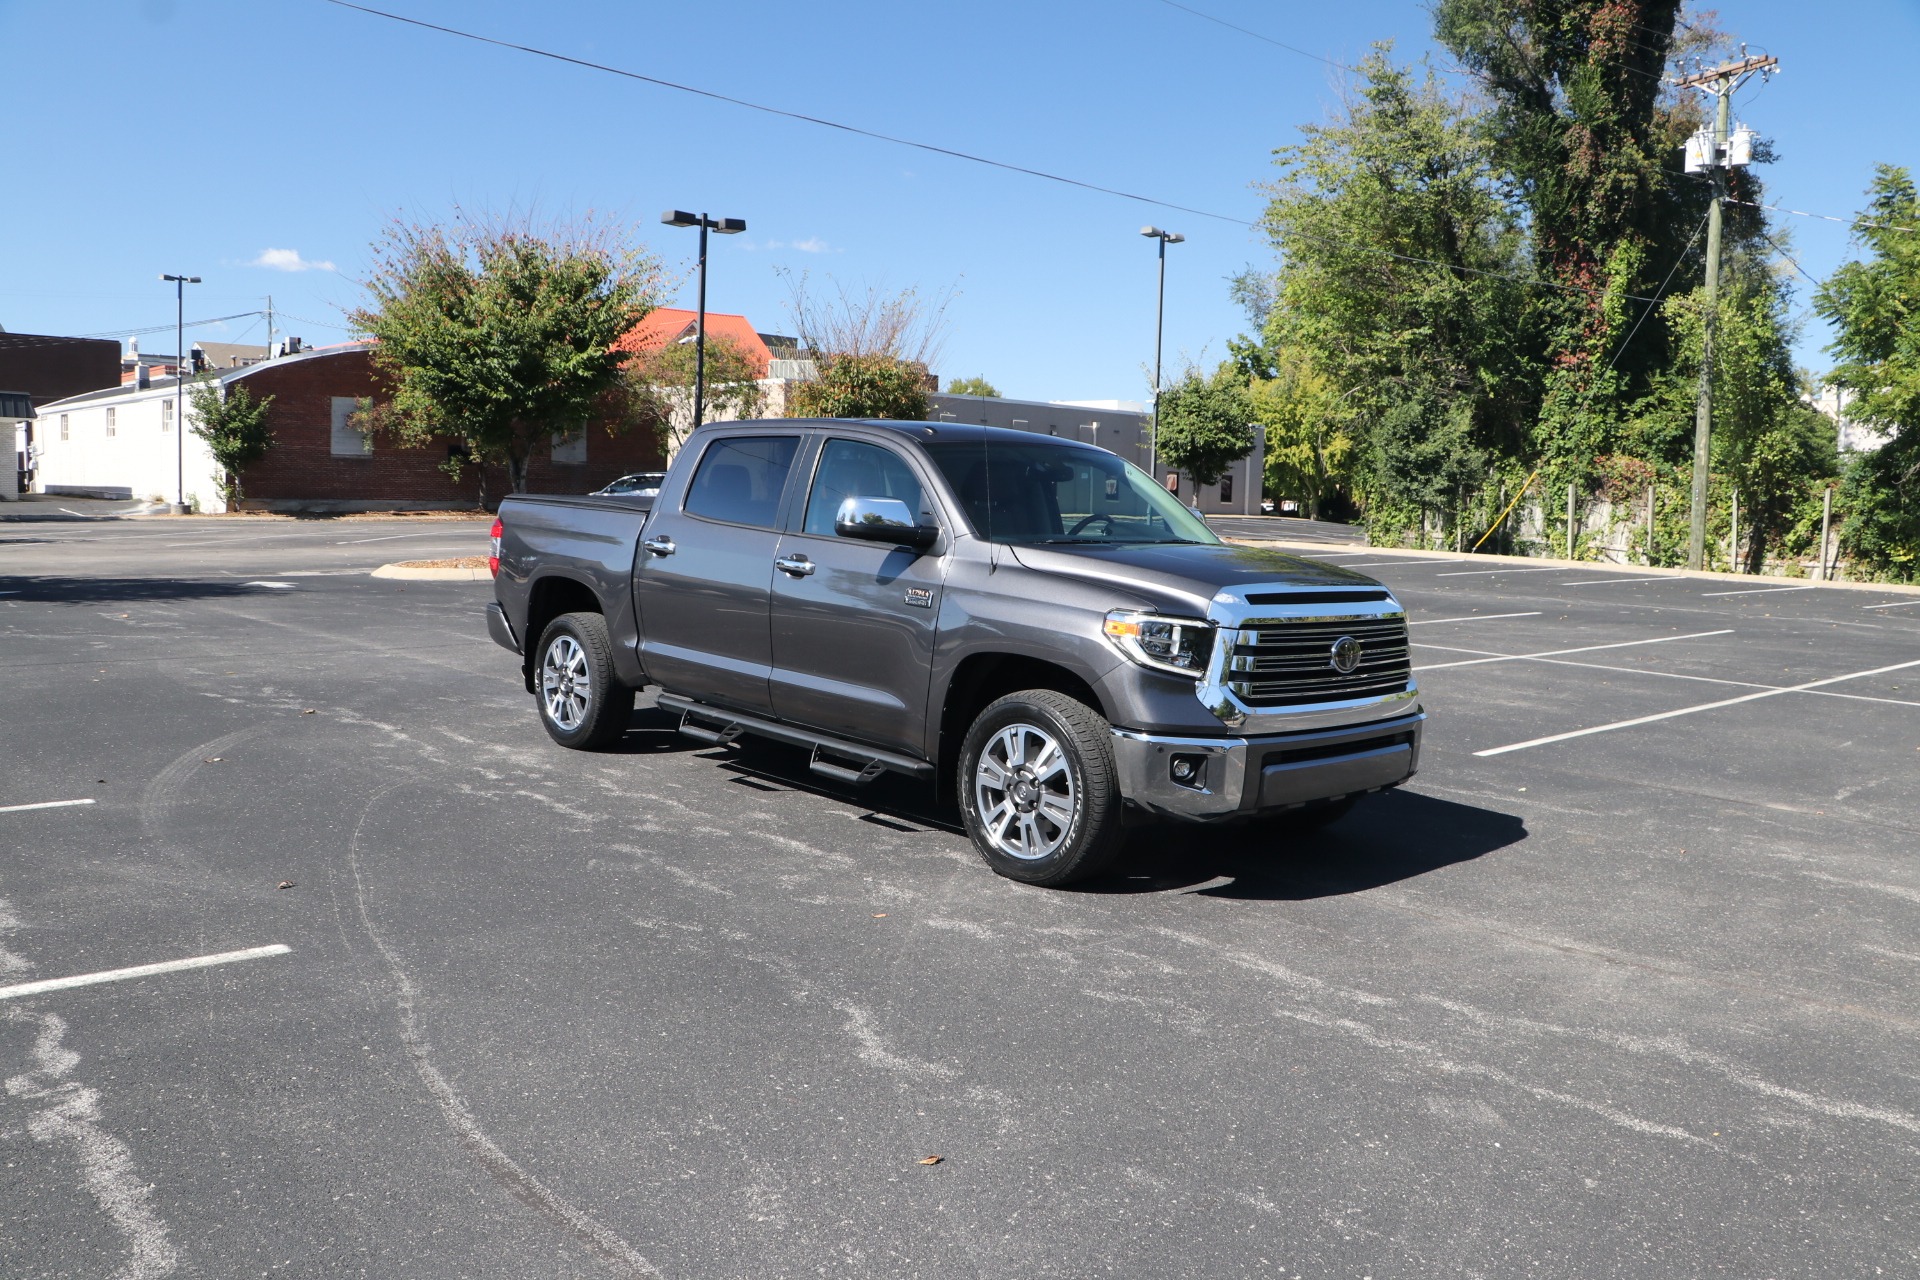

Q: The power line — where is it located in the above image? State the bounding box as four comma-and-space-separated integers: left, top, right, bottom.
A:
1725, 197, 1920, 236
1149, 0, 1353, 71
317, 0, 1249, 228
1604, 211, 1710, 372
317, 0, 1668, 306
72, 311, 264, 341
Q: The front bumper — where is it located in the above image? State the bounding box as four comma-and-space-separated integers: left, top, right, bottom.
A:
1110, 710, 1424, 822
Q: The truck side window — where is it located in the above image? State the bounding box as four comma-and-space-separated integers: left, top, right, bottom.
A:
684, 436, 799, 528
803, 440, 928, 536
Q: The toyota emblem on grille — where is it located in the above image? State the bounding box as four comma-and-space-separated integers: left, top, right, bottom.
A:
1329, 635, 1363, 674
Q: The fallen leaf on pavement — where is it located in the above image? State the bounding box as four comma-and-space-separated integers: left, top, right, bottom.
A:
872, 913, 888, 918
302, 709, 317, 715
277, 881, 295, 890
204, 757, 222, 763
918, 1156, 943, 1165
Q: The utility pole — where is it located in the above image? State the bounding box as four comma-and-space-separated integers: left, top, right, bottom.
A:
265, 295, 274, 359
1676, 50, 1778, 571
1140, 226, 1184, 482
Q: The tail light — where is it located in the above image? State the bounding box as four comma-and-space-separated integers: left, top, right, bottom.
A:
488, 517, 502, 577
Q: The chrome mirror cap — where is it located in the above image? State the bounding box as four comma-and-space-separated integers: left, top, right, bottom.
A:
834, 496, 937, 549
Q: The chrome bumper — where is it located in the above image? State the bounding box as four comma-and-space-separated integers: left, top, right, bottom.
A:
1110, 710, 1424, 822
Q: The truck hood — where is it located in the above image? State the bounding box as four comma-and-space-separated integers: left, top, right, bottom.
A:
1006, 540, 1385, 615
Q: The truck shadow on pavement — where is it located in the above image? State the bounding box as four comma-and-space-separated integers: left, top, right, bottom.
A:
0, 576, 284, 604
1087, 789, 1526, 899
612, 705, 1520, 898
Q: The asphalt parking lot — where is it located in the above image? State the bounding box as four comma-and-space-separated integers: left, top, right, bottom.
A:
4, 514, 1918, 1279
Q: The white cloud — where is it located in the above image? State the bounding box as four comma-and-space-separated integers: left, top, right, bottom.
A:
790, 237, 830, 254
248, 247, 336, 273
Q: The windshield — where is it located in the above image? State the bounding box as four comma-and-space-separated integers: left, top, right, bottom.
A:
924, 439, 1219, 547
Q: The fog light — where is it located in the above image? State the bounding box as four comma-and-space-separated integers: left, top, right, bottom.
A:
1170, 753, 1207, 789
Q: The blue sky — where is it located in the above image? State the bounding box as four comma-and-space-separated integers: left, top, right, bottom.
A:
4, 0, 1915, 402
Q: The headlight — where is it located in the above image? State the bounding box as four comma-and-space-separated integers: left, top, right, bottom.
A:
1103, 610, 1215, 678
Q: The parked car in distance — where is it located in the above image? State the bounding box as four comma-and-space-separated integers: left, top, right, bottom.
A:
591, 471, 667, 497
488, 419, 1422, 887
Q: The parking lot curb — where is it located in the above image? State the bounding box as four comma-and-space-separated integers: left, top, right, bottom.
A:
1225, 537, 1920, 598
371, 563, 491, 581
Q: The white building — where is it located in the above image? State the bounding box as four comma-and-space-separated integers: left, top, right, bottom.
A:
30, 374, 226, 509
1809, 384, 1891, 454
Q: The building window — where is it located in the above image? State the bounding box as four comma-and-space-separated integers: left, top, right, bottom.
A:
161, 399, 173, 432
60, 414, 69, 441
550, 428, 587, 465
106, 408, 117, 437
330, 397, 370, 456
1219, 472, 1233, 504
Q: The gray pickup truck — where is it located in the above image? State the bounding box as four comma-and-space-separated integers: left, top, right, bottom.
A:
486, 418, 1423, 886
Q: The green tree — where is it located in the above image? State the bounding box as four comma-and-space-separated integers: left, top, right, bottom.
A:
622, 335, 766, 452
1816, 165, 1920, 579
350, 213, 662, 496
187, 379, 275, 510
1249, 47, 1531, 538
1431, 0, 1770, 471
1248, 347, 1353, 520
787, 353, 930, 420
1157, 363, 1255, 486
946, 375, 1000, 398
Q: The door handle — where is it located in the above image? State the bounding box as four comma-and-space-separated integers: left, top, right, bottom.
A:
774, 554, 815, 577
643, 535, 676, 557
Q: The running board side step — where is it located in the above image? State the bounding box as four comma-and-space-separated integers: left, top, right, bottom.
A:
656, 693, 933, 785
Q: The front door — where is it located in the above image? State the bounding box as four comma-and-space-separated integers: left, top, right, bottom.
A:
632, 433, 801, 715
769, 437, 948, 757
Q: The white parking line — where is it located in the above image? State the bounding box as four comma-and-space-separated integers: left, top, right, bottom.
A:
0, 944, 291, 1001
1557, 577, 1669, 587
0, 798, 95, 814
1473, 653, 1920, 710
1434, 565, 1569, 577
1700, 585, 1817, 598
1340, 560, 1462, 569
1474, 657, 1920, 757
337, 532, 464, 545
1409, 612, 1542, 626
1413, 629, 1732, 672
1864, 600, 1920, 610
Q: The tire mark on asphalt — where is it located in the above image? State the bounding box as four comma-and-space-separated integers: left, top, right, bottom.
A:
343, 786, 662, 1278
3, 997, 177, 1278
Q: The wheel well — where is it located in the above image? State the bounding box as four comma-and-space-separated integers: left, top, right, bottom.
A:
935, 654, 1106, 805
522, 575, 602, 690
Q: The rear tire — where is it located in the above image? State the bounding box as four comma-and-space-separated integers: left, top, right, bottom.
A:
534, 612, 633, 750
957, 689, 1125, 887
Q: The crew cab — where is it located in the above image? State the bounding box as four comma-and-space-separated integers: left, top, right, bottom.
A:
486, 419, 1423, 886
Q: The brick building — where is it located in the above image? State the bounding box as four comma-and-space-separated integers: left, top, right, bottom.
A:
29, 343, 666, 512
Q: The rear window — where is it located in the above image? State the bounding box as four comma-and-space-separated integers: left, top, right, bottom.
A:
683, 437, 799, 529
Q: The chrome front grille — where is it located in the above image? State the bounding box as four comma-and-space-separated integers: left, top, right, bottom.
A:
1226, 615, 1412, 708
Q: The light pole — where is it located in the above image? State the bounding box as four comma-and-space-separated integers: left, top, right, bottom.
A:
1140, 226, 1183, 481
159, 273, 200, 514
661, 211, 747, 430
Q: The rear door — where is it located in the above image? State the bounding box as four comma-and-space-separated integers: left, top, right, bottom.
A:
769, 436, 948, 756
632, 432, 802, 715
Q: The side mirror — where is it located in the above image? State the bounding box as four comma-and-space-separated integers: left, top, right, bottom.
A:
835, 496, 938, 549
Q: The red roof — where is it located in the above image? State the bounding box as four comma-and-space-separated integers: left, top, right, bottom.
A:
618, 308, 774, 377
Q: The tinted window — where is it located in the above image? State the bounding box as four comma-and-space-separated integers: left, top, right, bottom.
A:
803, 440, 929, 536
684, 437, 798, 528
924, 439, 1218, 546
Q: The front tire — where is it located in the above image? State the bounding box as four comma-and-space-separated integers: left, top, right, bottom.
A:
535, 612, 633, 750
958, 689, 1125, 887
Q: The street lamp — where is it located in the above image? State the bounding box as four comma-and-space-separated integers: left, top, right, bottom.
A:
661, 211, 747, 430
1140, 226, 1183, 482
159, 273, 201, 514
